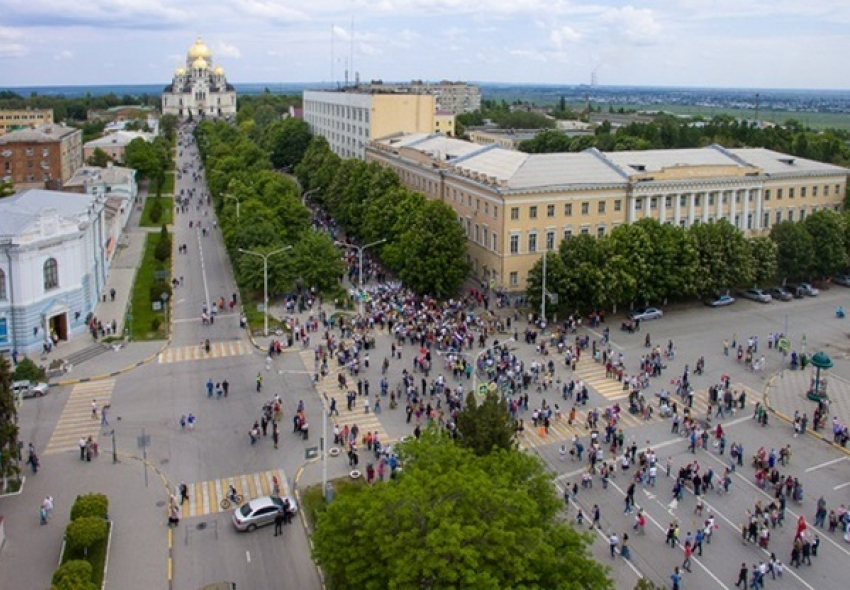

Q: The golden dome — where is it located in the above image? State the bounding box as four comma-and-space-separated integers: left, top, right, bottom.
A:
175, 67, 186, 76
192, 57, 208, 70
213, 66, 225, 75
188, 37, 211, 59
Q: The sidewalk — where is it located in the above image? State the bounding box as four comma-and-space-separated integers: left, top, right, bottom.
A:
765, 367, 850, 453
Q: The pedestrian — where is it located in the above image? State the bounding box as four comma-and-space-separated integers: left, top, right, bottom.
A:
168, 505, 180, 527
682, 541, 693, 572
591, 504, 601, 528
179, 482, 189, 505
79, 437, 87, 461
620, 532, 631, 560
272, 423, 279, 449
101, 404, 109, 425
256, 372, 262, 392
735, 562, 748, 587
671, 566, 682, 590
91, 399, 98, 419
608, 532, 618, 558
274, 511, 285, 536
222, 379, 229, 397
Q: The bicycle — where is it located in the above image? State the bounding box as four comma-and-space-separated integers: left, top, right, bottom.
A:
220, 493, 243, 510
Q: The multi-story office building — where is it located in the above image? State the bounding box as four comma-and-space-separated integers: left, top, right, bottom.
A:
0, 123, 83, 190
363, 81, 481, 114
367, 133, 849, 291
303, 89, 446, 159
0, 109, 54, 135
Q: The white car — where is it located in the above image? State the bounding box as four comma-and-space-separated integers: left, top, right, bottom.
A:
12, 380, 50, 399
629, 307, 664, 321
232, 495, 298, 532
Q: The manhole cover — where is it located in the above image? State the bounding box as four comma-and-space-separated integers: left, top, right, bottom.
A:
160, 458, 170, 465
196, 522, 208, 530
156, 500, 167, 507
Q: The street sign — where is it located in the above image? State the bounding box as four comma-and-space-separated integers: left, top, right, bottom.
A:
152, 301, 162, 311
154, 270, 169, 280
256, 303, 265, 312
305, 446, 319, 459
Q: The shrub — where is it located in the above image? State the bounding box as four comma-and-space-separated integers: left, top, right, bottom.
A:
70, 493, 109, 521
13, 357, 45, 382
149, 198, 163, 224
148, 280, 172, 305
52, 560, 94, 587
154, 236, 171, 262
151, 317, 162, 331
65, 517, 107, 555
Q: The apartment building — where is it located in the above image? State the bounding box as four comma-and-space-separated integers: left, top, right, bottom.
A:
363, 81, 481, 114
367, 133, 849, 292
0, 123, 83, 190
303, 89, 445, 160
0, 108, 54, 135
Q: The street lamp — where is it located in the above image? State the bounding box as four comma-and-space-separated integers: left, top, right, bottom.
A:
239, 245, 293, 337
160, 292, 170, 334
335, 238, 386, 316
224, 194, 240, 220
301, 187, 321, 206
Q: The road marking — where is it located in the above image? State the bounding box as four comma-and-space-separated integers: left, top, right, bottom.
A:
44, 380, 115, 455
246, 551, 251, 563
833, 481, 850, 490
584, 327, 623, 351
183, 469, 289, 518
158, 340, 252, 364
196, 227, 210, 314
805, 456, 847, 472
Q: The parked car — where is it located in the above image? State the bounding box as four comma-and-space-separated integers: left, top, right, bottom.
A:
786, 282, 820, 297
767, 287, 793, 302
232, 495, 298, 532
629, 307, 664, 321
705, 294, 736, 307
738, 288, 772, 303
833, 274, 850, 287
12, 380, 50, 399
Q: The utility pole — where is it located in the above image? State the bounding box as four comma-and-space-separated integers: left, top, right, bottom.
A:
541, 252, 547, 323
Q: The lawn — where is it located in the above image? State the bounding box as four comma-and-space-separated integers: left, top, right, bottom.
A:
241, 296, 290, 335
139, 196, 173, 227
129, 233, 170, 341
161, 171, 175, 195
61, 521, 110, 588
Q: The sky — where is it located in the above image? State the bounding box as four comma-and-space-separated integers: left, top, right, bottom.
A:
0, 0, 847, 89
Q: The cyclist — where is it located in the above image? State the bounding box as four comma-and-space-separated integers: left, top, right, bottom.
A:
228, 485, 238, 503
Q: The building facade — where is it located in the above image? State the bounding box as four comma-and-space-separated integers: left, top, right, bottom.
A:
362, 81, 481, 114
0, 109, 54, 135
303, 90, 444, 159
161, 38, 237, 120
0, 190, 108, 356
367, 134, 849, 291
0, 123, 83, 190
84, 131, 155, 164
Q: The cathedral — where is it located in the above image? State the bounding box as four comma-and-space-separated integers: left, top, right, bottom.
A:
161, 38, 237, 119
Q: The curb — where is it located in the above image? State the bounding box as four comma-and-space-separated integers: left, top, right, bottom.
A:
292, 458, 327, 590
0, 476, 26, 498
762, 369, 850, 457
50, 340, 170, 387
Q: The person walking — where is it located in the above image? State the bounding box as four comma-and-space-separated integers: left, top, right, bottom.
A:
608, 532, 619, 558
735, 562, 748, 587
670, 566, 682, 590
274, 511, 285, 536
256, 372, 262, 392
591, 504, 601, 528
179, 482, 189, 505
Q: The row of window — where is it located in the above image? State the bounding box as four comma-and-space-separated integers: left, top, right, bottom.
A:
0, 258, 58, 301
0, 147, 51, 158
764, 184, 842, 200
305, 102, 371, 124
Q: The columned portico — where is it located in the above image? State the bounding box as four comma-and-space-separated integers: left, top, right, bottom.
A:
754, 188, 763, 230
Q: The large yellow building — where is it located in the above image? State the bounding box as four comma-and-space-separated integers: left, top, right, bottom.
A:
303, 90, 451, 160
367, 133, 849, 291
0, 109, 54, 135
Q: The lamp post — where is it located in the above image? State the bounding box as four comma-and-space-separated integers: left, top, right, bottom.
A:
224, 194, 240, 219
301, 187, 321, 206
335, 238, 386, 316
160, 292, 170, 334
239, 246, 292, 337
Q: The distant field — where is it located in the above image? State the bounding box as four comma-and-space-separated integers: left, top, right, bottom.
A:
567, 102, 850, 131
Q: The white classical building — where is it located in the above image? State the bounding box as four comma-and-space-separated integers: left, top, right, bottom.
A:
161, 38, 237, 120
0, 190, 108, 355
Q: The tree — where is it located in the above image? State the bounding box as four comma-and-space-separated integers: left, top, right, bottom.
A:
153, 225, 171, 263
526, 252, 571, 319
387, 200, 469, 298
159, 114, 179, 143
65, 517, 107, 555
455, 391, 516, 456
748, 236, 779, 285
770, 221, 814, 280
292, 232, 345, 294
0, 180, 14, 198
86, 148, 111, 168
52, 560, 96, 590
689, 219, 753, 294
0, 356, 21, 489
266, 117, 313, 169
804, 210, 847, 278
312, 433, 611, 590
12, 357, 45, 382
70, 493, 109, 521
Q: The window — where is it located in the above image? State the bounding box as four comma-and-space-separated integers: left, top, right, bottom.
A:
597, 226, 606, 237
801, 187, 807, 198
564, 203, 573, 216
694, 195, 701, 207
510, 207, 519, 221
598, 201, 606, 214
484, 203, 489, 214
709, 194, 715, 206
580, 226, 590, 235
680, 195, 687, 206
546, 231, 555, 251
0, 268, 6, 300
812, 186, 818, 197
563, 227, 573, 240
614, 200, 622, 212
777, 189, 783, 200
25, 147, 33, 156
492, 233, 498, 251
650, 197, 658, 209
788, 210, 795, 222
509, 272, 518, 286
547, 204, 555, 218
42, 148, 49, 157
43, 258, 59, 290
581, 202, 589, 215
763, 212, 770, 228
665, 196, 672, 209
510, 234, 519, 254
789, 188, 795, 199
775, 210, 782, 224
764, 190, 771, 201
529, 206, 538, 219
528, 233, 537, 253
800, 208, 807, 220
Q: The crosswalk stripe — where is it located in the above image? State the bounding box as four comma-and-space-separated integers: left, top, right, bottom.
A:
158, 340, 252, 364
44, 380, 115, 455
181, 469, 291, 518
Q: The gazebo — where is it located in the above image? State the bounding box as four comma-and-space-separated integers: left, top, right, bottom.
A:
806, 351, 832, 402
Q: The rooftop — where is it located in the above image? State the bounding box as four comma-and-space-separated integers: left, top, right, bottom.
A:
0, 123, 80, 144
0, 189, 98, 238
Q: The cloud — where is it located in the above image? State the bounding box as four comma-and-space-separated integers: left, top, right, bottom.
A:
2, 0, 189, 29
232, 0, 309, 24
54, 50, 73, 60
0, 43, 28, 58
599, 6, 661, 45
550, 25, 582, 49
217, 41, 242, 58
